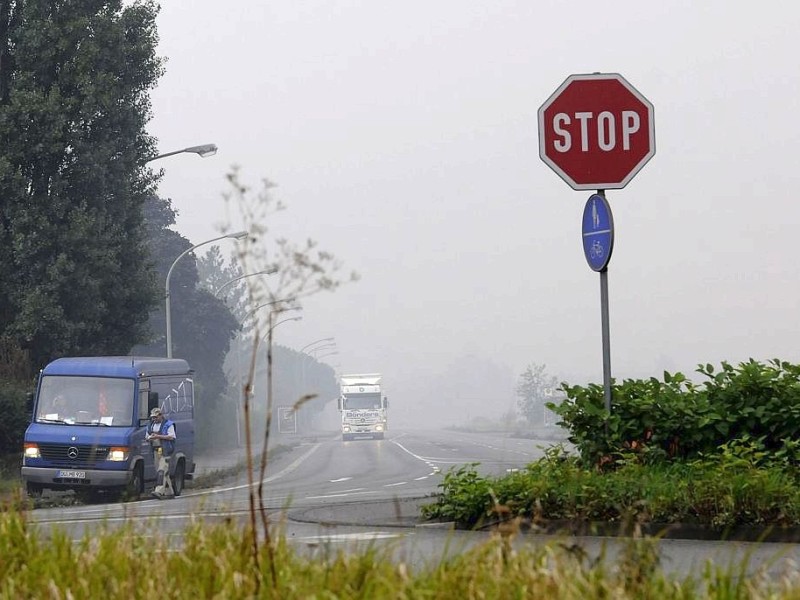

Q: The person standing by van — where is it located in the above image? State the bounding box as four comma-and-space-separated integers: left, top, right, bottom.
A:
146, 407, 175, 499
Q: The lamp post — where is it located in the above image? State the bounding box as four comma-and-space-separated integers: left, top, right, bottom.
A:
314, 350, 338, 362
232, 314, 301, 448
261, 315, 302, 344
262, 312, 303, 421
235, 298, 297, 404
213, 268, 278, 298
165, 230, 248, 358
146, 144, 218, 163
301, 341, 337, 395
300, 337, 335, 357
241, 298, 297, 329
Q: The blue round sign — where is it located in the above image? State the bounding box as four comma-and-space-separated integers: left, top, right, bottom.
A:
582, 194, 614, 272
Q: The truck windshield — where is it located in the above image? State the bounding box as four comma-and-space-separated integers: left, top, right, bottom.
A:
35, 376, 135, 426
344, 394, 382, 410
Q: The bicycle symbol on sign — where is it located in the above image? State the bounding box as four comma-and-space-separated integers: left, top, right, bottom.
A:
589, 240, 604, 260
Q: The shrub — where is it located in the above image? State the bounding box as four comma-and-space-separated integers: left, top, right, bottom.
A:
0, 380, 30, 455
549, 359, 800, 467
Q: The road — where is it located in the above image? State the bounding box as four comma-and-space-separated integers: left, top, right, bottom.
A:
26, 428, 800, 580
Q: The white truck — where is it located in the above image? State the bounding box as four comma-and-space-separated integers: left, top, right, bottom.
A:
338, 373, 388, 441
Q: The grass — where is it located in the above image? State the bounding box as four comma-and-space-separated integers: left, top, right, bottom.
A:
0, 502, 794, 599
0, 454, 20, 502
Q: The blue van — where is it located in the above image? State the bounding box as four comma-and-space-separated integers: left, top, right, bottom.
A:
21, 356, 195, 499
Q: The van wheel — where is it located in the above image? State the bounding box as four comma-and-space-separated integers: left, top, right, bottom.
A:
26, 482, 43, 498
172, 460, 185, 497
126, 462, 144, 500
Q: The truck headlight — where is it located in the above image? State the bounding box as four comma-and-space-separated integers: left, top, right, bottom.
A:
375, 424, 384, 432
343, 426, 351, 432
106, 447, 129, 462
24, 443, 40, 459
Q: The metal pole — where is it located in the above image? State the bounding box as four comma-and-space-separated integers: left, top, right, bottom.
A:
165, 231, 246, 358
600, 268, 612, 413
597, 189, 612, 414
213, 268, 278, 298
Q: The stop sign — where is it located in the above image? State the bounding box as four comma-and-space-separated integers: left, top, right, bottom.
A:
538, 73, 655, 190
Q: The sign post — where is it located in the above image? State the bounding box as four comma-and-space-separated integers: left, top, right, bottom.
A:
538, 72, 655, 415
582, 193, 614, 413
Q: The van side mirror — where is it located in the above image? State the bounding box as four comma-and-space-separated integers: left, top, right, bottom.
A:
383, 396, 388, 408
337, 397, 342, 411
26, 392, 35, 416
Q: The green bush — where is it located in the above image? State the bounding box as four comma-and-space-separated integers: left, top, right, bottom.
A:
0, 380, 30, 455
422, 448, 800, 528
550, 359, 800, 467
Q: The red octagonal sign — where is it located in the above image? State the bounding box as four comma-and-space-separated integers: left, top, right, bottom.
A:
538, 73, 655, 190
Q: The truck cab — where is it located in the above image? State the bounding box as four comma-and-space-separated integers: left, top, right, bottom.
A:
338, 373, 388, 441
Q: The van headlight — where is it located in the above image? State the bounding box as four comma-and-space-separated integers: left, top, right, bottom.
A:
24, 443, 40, 459
106, 447, 129, 462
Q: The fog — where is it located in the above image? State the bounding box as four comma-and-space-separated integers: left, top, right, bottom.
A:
148, 2, 800, 427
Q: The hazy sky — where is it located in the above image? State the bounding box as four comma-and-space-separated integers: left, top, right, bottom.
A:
148, 1, 800, 422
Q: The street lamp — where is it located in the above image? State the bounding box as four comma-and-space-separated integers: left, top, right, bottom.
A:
213, 268, 278, 298
146, 144, 218, 163
165, 230, 248, 358
231, 302, 298, 447
261, 315, 302, 343
241, 298, 297, 327
301, 341, 337, 393
307, 343, 336, 356
229, 314, 301, 448
300, 337, 335, 354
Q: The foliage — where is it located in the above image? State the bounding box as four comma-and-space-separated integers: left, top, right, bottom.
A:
421, 445, 800, 529
0, 506, 796, 598
549, 359, 800, 468
133, 194, 240, 411
197, 245, 250, 324
0, 380, 28, 455
0, 0, 164, 373
218, 168, 357, 589
516, 363, 559, 425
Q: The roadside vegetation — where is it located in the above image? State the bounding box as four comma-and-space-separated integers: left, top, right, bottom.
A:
423, 359, 800, 533
1, 501, 799, 599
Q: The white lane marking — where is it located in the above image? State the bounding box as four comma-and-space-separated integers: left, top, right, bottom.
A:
296, 531, 400, 542
193, 442, 322, 496
305, 490, 378, 500
414, 476, 429, 481
330, 477, 352, 483
383, 481, 407, 487
391, 440, 440, 470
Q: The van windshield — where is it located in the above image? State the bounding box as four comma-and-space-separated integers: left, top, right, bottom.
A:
35, 376, 135, 427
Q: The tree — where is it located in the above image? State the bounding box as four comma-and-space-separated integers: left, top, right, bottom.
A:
134, 194, 239, 408
0, 1, 163, 372
516, 363, 559, 425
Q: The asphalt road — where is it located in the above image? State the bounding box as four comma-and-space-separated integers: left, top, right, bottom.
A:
25, 428, 800, 581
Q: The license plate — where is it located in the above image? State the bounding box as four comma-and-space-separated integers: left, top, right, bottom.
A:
57, 470, 86, 479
